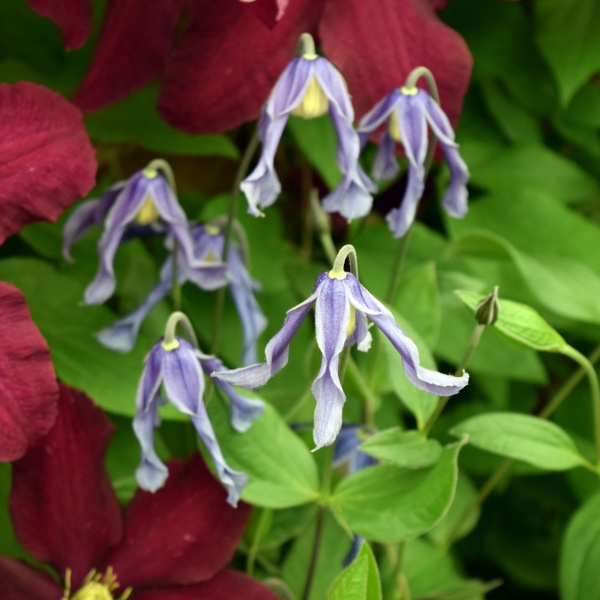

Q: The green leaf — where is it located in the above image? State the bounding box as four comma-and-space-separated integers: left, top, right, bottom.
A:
382, 308, 440, 429
395, 262, 441, 348
332, 439, 466, 542
450, 413, 587, 470
455, 290, 567, 352
85, 86, 239, 158
560, 492, 600, 600
448, 229, 600, 325
360, 429, 443, 469
0, 464, 26, 559
287, 115, 340, 189
328, 542, 382, 600
209, 401, 319, 508
536, 0, 600, 105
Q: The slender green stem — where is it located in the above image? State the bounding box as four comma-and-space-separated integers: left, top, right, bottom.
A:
563, 345, 600, 462
171, 240, 181, 311
384, 229, 412, 305
246, 508, 271, 577
211, 131, 260, 356
422, 324, 484, 436
444, 345, 600, 547
162, 311, 199, 349
347, 357, 378, 427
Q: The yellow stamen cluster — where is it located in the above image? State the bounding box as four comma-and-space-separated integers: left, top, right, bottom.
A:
327, 270, 357, 337
388, 109, 402, 143
134, 195, 160, 225
292, 76, 329, 119
204, 224, 221, 236
62, 568, 132, 600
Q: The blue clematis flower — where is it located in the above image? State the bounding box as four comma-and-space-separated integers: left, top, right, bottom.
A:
96, 222, 267, 366
134, 314, 264, 506
241, 33, 375, 221
63, 161, 199, 305
214, 248, 468, 449
358, 85, 469, 238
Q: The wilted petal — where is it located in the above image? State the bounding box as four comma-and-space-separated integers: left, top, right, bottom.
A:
422, 93, 469, 218
27, 0, 92, 49
0, 82, 96, 244
213, 288, 319, 389
10, 385, 122, 589
346, 276, 469, 395
73, 0, 186, 111
0, 283, 58, 462
385, 93, 428, 238
158, 0, 319, 133
319, 0, 472, 127
312, 277, 351, 449
0, 557, 61, 600
200, 354, 265, 432
104, 454, 251, 588
131, 570, 279, 599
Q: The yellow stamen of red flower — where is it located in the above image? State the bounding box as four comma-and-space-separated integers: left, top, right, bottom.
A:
62, 568, 132, 600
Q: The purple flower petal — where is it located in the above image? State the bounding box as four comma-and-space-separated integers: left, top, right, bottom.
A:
357, 88, 402, 141
133, 407, 169, 492
372, 132, 399, 181
345, 274, 469, 396
311, 277, 352, 449
213, 287, 320, 389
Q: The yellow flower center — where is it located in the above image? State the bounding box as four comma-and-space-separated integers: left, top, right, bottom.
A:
291, 76, 329, 119
326, 270, 356, 337
63, 569, 132, 600
388, 108, 402, 143
205, 224, 221, 236
134, 195, 160, 225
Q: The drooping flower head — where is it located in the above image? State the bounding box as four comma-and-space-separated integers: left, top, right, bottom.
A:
241, 33, 375, 221
134, 312, 264, 506
214, 245, 468, 449
358, 68, 469, 238
63, 159, 199, 305
96, 221, 267, 366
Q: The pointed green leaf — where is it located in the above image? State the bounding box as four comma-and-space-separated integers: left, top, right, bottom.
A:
360, 429, 443, 469
209, 401, 319, 508
451, 413, 587, 470
560, 492, 600, 600
331, 440, 466, 542
328, 542, 382, 600
455, 290, 567, 352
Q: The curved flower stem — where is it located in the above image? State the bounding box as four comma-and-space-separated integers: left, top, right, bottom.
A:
145, 158, 177, 194
422, 323, 485, 436
162, 311, 199, 349
211, 131, 260, 356
443, 344, 600, 547
331, 244, 359, 278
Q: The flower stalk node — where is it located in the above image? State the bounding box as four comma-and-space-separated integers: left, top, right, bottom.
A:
163, 311, 199, 350
331, 244, 359, 279
296, 32, 317, 58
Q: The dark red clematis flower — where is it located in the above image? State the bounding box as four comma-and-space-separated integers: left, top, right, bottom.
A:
0, 82, 97, 245
68, 0, 471, 134
0, 282, 58, 463
0, 384, 277, 600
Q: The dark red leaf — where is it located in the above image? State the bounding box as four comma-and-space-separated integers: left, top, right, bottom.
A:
319, 0, 472, 126
72, 0, 186, 112
105, 454, 250, 588
26, 0, 93, 50
132, 570, 279, 599
0, 557, 61, 600
0, 282, 58, 462
158, 0, 321, 134
0, 82, 96, 245
10, 385, 122, 588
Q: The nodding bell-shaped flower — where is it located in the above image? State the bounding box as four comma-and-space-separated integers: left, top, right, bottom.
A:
214, 246, 469, 450
63, 159, 198, 305
357, 68, 469, 238
241, 33, 375, 221
96, 221, 266, 366
134, 312, 264, 507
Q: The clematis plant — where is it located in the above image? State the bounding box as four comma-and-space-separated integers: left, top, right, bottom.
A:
97, 221, 266, 366
134, 312, 263, 506
63, 159, 209, 306
215, 245, 468, 449
358, 67, 469, 238
0, 384, 277, 600
241, 33, 375, 221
